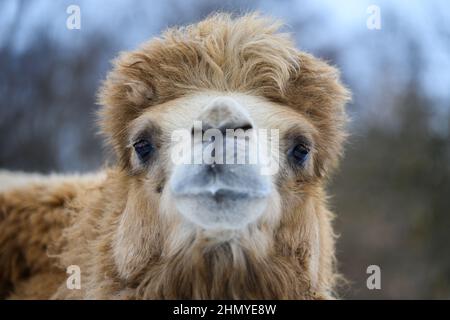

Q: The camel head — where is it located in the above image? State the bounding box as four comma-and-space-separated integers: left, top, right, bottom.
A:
97, 13, 350, 297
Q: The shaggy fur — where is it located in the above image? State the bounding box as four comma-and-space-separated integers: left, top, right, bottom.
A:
0, 13, 350, 299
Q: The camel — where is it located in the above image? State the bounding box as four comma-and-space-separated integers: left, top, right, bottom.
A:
0, 13, 350, 299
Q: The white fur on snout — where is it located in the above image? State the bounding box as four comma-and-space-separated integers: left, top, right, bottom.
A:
170, 163, 271, 230
172, 192, 269, 230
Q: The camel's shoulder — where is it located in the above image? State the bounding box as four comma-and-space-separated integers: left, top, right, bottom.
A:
0, 170, 108, 299
0, 170, 108, 211
0, 170, 106, 191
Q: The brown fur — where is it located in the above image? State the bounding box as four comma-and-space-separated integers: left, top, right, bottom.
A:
0, 13, 350, 299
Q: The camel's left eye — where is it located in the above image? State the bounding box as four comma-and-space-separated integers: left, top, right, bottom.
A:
133, 139, 154, 162
290, 143, 310, 166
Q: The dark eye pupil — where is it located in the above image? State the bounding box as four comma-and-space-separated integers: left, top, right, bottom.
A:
292, 144, 309, 164
133, 140, 154, 161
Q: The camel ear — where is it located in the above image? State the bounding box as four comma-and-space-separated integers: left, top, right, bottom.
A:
97, 53, 156, 166
286, 53, 351, 178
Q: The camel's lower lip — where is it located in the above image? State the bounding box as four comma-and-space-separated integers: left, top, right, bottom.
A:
172, 185, 270, 198
172, 188, 269, 229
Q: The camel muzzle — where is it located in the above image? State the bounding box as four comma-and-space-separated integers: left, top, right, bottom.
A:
169, 96, 272, 230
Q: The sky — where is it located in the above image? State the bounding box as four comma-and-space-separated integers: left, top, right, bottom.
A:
1, 0, 449, 130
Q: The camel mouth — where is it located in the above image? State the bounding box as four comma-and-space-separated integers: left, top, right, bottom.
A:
169, 161, 272, 230
173, 185, 270, 201
172, 192, 269, 230
170, 178, 270, 230
175, 187, 269, 208
202, 189, 258, 202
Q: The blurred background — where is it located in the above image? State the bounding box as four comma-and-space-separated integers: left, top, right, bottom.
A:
0, 0, 449, 299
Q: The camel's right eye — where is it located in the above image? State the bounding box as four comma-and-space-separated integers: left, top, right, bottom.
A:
133, 139, 154, 162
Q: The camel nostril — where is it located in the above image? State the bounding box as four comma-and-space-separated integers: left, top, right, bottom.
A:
230, 123, 253, 132
191, 126, 206, 137
191, 123, 252, 136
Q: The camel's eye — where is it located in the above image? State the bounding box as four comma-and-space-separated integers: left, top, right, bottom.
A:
290, 143, 310, 166
133, 139, 154, 162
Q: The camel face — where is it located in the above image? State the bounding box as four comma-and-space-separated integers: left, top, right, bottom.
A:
169, 95, 272, 230
124, 90, 320, 234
